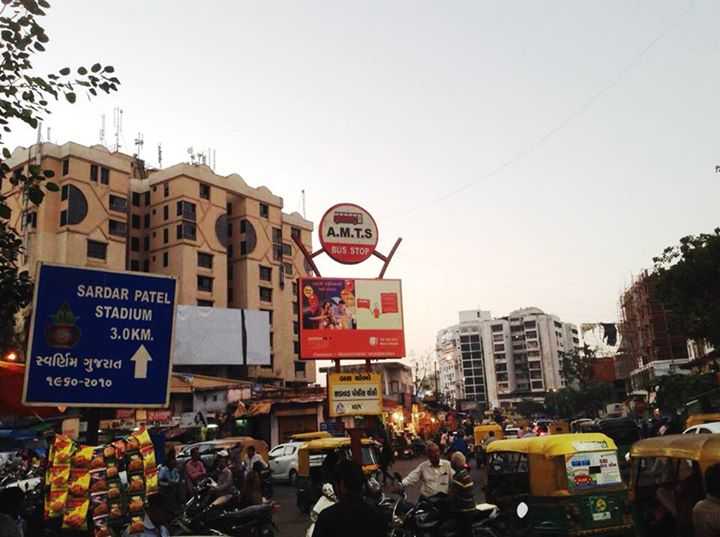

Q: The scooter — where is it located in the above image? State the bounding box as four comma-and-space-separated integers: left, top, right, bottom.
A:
305, 483, 337, 537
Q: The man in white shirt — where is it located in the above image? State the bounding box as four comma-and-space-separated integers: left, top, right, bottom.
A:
393, 442, 454, 499
244, 445, 267, 476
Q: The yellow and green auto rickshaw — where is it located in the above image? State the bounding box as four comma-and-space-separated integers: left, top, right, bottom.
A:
485, 433, 635, 536
629, 433, 720, 537
473, 423, 504, 467
295, 437, 380, 513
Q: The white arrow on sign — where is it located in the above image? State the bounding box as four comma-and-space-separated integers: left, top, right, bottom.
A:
130, 344, 153, 379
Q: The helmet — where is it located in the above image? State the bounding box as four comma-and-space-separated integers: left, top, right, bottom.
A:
217, 450, 229, 458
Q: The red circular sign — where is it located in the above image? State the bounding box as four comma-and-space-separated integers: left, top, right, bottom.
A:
319, 203, 379, 264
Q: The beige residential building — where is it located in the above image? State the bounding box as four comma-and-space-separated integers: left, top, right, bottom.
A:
2, 141, 315, 386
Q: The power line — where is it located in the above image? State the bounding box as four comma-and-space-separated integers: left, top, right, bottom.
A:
387, 0, 697, 219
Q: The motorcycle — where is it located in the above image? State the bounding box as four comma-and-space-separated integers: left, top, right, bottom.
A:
387, 472, 504, 537
175, 477, 279, 536
305, 482, 337, 537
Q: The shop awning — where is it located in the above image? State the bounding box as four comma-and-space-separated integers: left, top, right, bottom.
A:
0, 362, 62, 418
234, 402, 272, 417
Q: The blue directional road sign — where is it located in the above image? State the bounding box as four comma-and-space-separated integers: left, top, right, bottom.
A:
22, 263, 177, 407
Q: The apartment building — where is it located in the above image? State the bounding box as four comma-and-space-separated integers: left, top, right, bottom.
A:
436, 307, 579, 410
2, 141, 315, 386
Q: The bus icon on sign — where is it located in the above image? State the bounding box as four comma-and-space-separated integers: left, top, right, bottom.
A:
333, 211, 363, 225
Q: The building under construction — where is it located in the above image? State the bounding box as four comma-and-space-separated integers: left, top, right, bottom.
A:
618, 270, 689, 389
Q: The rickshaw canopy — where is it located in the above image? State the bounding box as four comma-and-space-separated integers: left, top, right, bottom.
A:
486, 433, 618, 458
289, 431, 331, 441
474, 423, 504, 445
630, 433, 720, 466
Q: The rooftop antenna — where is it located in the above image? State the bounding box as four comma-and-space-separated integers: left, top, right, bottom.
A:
187, 146, 194, 165
212, 149, 216, 170
157, 143, 163, 168
301, 189, 306, 218
99, 114, 106, 146
113, 107, 123, 151
134, 132, 144, 156
46, 127, 51, 144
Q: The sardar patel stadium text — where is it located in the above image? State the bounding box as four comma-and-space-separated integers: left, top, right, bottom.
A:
76, 284, 171, 342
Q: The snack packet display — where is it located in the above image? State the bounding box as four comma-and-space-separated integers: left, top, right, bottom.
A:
47, 435, 75, 519
62, 497, 89, 530
127, 515, 145, 534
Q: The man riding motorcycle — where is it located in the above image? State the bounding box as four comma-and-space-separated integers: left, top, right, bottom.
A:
392, 442, 453, 498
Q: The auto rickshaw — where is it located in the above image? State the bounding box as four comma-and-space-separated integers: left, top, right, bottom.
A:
549, 420, 570, 435
629, 434, 720, 537
473, 423, 504, 467
295, 437, 380, 513
485, 433, 635, 536
289, 431, 332, 441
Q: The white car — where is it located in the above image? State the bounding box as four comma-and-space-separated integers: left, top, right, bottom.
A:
268, 442, 302, 484
683, 422, 720, 434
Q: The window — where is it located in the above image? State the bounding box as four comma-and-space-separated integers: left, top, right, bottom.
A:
144, 191, 150, 205
131, 215, 141, 229
163, 183, 169, 197
59, 210, 67, 226
227, 221, 232, 237
177, 221, 196, 241
293, 321, 299, 335
130, 259, 140, 271
261, 309, 273, 324
163, 228, 169, 244
163, 251, 168, 267
87, 240, 107, 260
62, 159, 69, 175
292, 302, 299, 314
259, 266, 272, 281
272, 228, 282, 243
493, 344, 504, 352
291, 227, 301, 240
292, 281, 298, 296
61, 184, 69, 200
21, 211, 37, 229
90, 164, 98, 182
260, 203, 269, 218
199, 183, 210, 200
198, 252, 213, 268
282, 243, 292, 256
492, 334, 504, 342
131, 237, 140, 252
294, 341, 300, 355
144, 214, 150, 228
143, 237, 149, 251
197, 275, 213, 292
163, 205, 169, 220
295, 361, 305, 378
177, 200, 196, 221
226, 202, 232, 214
197, 299, 213, 307
100, 167, 109, 184
259, 286, 272, 302
108, 219, 126, 237
227, 245, 233, 258
272, 227, 283, 261
132, 193, 141, 207
228, 264, 233, 280
390, 381, 400, 394
143, 260, 149, 272
491, 324, 503, 333
284, 262, 293, 276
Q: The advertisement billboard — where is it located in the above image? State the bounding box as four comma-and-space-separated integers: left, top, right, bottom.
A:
299, 277, 405, 359
328, 372, 382, 417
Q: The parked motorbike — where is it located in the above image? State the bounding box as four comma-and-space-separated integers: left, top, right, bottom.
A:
387, 472, 504, 537
305, 482, 337, 537
176, 477, 279, 536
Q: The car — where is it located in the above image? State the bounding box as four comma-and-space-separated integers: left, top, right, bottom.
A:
683, 422, 720, 434
268, 441, 302, 484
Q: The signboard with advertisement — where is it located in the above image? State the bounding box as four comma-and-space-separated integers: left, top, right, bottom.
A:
328, 372, 382, 417
23, 264, 177, 407
565, 451, 622, 490
319, 203, 379, 264
299, 277, 405, 359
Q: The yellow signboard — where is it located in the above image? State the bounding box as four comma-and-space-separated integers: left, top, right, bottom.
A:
328, 372, 382, 417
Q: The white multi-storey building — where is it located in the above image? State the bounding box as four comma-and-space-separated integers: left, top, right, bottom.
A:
436, 307, 579, 410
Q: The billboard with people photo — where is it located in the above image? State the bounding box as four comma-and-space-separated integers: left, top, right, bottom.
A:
298, 277, 405, 359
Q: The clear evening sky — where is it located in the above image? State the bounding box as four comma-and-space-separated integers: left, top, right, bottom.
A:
9, 1, 720, 370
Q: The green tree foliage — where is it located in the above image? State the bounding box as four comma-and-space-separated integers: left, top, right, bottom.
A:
515, 397, 544, 419
653, 229, 720, 349
0, 0, 119, 351
655, 372, 717, 413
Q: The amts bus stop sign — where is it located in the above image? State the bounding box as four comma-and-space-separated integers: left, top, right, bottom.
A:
319, 203, 378, 264
22, 264, 177, 407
